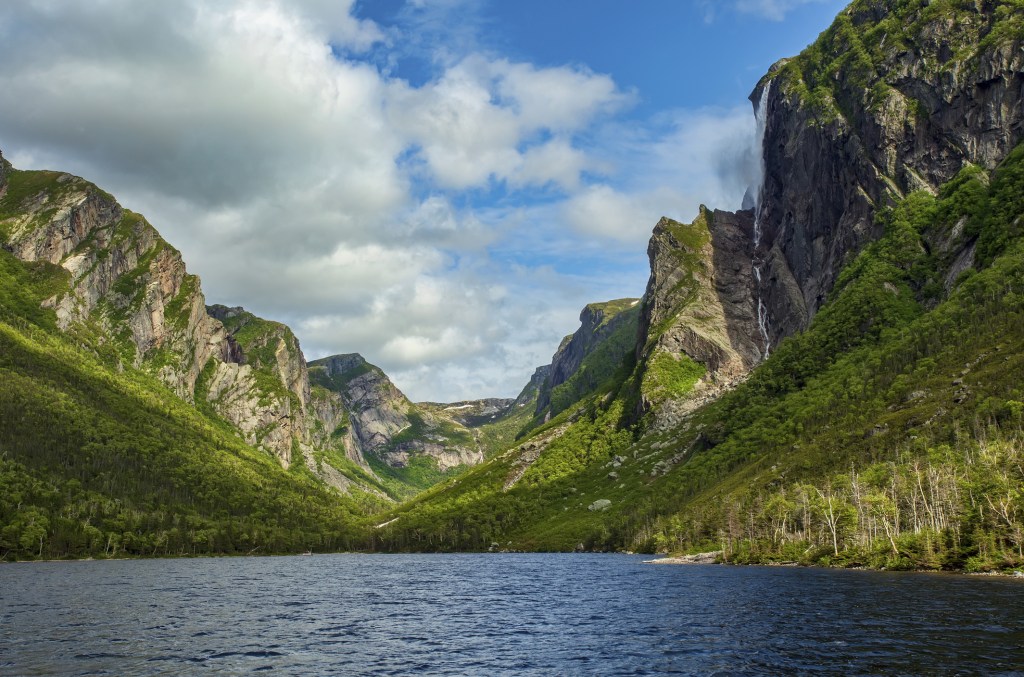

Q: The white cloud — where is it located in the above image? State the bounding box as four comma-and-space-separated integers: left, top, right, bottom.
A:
737, 0, 829, 21
387, 55, 629, 189
559, 106, 758, 246
0, 0, 763, 401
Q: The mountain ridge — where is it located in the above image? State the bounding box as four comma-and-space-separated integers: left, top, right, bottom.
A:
2, 0, 1023, 568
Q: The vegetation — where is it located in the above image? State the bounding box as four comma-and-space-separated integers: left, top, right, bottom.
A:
3, 2, 1023, 569
0, 315, 368, 560
373, 141, 1024, 572
547, 304, 640, 418
777, 0, 1022, 125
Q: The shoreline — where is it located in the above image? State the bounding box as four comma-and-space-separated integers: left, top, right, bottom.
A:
643, 552, 1024, 578
6, 550, 1024, 578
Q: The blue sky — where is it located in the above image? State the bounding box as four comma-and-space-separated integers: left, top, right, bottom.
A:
0, 0, 846, 401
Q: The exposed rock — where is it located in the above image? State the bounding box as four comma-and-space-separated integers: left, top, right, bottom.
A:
0, 168, 232, 402
634, 208, 762, 419
645, 551, 722, 565
201, 305, 315, 467
536, 298, 641, 416
309, 353, 485, 473
754, 6, 1024, 344
418, 398, 515, 427
512, 365, 551, 409
0, 157, 374, 492
588, 499, 612, 512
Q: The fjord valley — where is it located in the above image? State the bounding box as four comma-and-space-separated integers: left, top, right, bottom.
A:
1, 0, 1024, 577
370, 0, 1024, 570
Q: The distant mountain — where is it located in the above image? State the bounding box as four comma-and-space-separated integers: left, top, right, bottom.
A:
308, 353, 519, 497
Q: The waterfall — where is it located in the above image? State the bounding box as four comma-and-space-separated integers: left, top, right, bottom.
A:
752, 80, 772, 360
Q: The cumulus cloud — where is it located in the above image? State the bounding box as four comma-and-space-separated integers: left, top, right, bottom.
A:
0, 0, 761, 401
560, 106, 758, 246
387, 55, 629, 189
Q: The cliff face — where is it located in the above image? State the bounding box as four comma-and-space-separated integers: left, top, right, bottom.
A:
633, 1, 1024, 421
533, 298, 641, 420
0, 165, 229, 402
513, 365, 550, 410
201, 305, 317, 468
537, 300, 638, 409
755, 0, 1024, 343
634, 209, 763, 418
0, 158, 367, 491
309, 354, 485, 472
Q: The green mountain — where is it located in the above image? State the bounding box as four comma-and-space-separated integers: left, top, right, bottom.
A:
2, 0, 1022, 569
0, 151, 514, 558
372, 0, 1024, 571
308, 353, 517, 498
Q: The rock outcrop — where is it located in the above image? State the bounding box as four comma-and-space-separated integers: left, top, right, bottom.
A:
537, 299, 640, 411
0, 157, 368, 491
513, 365, 551, 410
309, 354, 485, 472
630, 2, 1024, 421
529, 298, 641, 421
201, 305, 316, 468
0, 164, 230, 402
754, 1, 1024, 344
635, 208, 762, 417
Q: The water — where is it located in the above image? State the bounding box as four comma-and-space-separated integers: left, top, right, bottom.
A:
752, 81, 773, 360
2, 554, 1023, 675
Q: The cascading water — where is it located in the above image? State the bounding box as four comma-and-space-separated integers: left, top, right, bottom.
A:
752, 81, 773, 360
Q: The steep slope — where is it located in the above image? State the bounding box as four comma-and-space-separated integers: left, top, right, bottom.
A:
0, 156, 229, 402
1, 147, 521, 507
534, 298, 641, 423
755, 0, 1024, 343
376, 143, 1024, 561
0, 243, 372, 560
373, 1, 1024, 570
0, 152, 420, 556
634, 210, 762, 424
308, 354, 488, 496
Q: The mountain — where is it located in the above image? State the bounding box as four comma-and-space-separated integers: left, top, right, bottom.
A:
374, 0, 1024, 571
534, 299, 641, 423
3, 0, 1023, 568
0, 147, 505, 558
0, 153, 377, 558
308, 353, 514, 497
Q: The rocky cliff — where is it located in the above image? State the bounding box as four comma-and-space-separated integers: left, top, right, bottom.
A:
630, 0, 1023, 420
200, 304, 319, 469
0, 160, 231, 403
0, 155, 377, 492
309, 354, 485, 472
633, 208, 763, 419
533, 298, 641, 420
754, 0, 1024, 344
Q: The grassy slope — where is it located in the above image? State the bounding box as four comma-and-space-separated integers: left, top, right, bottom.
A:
374, 143, 1024, 570
0, 173, 374, 560
0, 311, 369, 560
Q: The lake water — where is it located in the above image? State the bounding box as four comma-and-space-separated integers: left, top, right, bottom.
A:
2, 554, 1023, 675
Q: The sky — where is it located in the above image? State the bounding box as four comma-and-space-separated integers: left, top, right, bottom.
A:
0, 0, 847, 402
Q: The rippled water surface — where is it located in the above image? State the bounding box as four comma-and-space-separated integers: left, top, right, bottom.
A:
2, 554, 1024, 675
